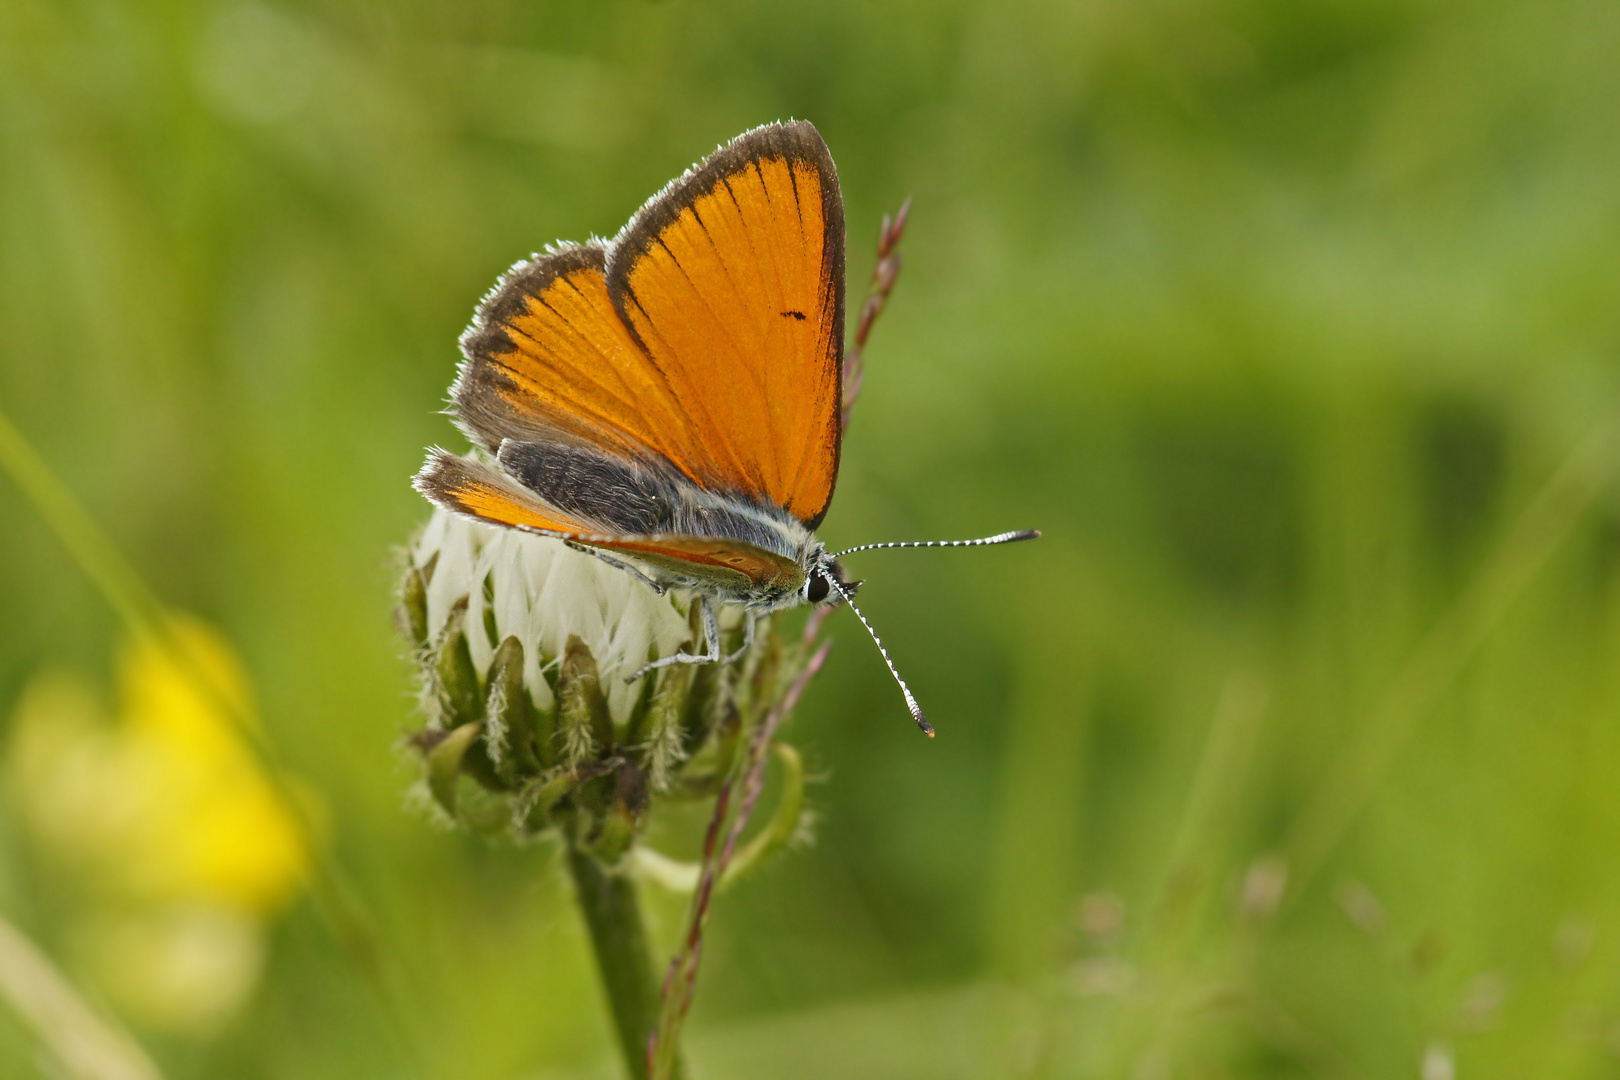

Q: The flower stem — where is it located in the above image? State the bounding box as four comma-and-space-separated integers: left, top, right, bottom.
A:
565, 840, 682, 1080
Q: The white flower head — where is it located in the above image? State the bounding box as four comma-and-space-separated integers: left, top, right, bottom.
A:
398, 482, 821, 854
409, 506, 693, 726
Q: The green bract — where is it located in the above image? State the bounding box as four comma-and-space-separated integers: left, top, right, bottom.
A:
399, 507, 817, 870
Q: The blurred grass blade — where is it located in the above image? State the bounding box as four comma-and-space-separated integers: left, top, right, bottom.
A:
0, 406, 270, 755
1148, 671, 1269, 940
1287, 398, 1620, 898
0, 408, 165, 639
0, 912, 164, 1080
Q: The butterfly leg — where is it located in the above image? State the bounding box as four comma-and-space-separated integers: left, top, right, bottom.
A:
625, 596, 723, 683
565, 540, 667, 596
721, 613, 755, 665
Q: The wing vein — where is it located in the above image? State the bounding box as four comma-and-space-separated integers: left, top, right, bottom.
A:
778, 162, 832, 518
624, 268, 754, 491
722, 171, 784, 497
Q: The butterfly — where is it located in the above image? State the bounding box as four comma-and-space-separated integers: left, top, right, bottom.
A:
415, 120, 1036, 735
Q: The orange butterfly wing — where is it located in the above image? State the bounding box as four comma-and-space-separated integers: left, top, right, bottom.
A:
594, 537, 803, 595
607, 121, 845, 527
454, 244, 723, 484
414, 451, 595, 535
415, 452, 804, 595
454, 121, 845, 530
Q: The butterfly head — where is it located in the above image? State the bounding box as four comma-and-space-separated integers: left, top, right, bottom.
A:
802, 554, 859, 607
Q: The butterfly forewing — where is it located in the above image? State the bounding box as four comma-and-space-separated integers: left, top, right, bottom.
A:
455, 245, 714, 481
607, 122, 845, 528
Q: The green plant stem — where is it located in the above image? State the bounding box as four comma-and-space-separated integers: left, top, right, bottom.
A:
565, 841, 682, 1080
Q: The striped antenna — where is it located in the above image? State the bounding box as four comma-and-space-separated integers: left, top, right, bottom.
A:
826, 575, 934, 738
833, 529, 1039, 559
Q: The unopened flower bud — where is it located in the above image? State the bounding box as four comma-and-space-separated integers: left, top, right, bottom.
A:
434, 597, 482, 729
485, 636, 541, 782
557, 635, 614, 767
636, 663, 695, 792
399, 565, 430, 650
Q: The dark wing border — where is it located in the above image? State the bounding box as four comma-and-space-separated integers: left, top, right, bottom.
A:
451, 241, 610, 455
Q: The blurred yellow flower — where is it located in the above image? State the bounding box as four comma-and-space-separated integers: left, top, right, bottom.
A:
4, 615, 309, 1033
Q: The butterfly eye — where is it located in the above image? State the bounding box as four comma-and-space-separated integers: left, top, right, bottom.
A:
805, 573, 831, 603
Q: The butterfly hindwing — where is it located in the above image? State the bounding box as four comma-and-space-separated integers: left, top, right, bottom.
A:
596, 536, 803, 596
414, 450, 594, 535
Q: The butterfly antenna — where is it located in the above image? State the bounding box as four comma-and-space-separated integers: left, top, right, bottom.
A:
826, 575, 935, 738
833, 529, 1040, 559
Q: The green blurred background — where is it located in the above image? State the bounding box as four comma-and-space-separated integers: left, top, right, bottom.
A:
6, 0, 1620, 1076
